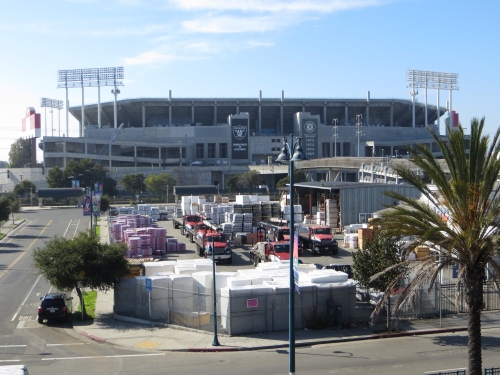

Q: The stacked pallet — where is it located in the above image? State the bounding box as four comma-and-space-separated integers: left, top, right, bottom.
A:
357, 228, 375, 250
325, 199, 339, 229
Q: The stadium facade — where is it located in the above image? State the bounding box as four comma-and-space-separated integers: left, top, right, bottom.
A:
40, 92, 453, 186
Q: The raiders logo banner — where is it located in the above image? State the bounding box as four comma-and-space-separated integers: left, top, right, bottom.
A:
232, 119, 249, 159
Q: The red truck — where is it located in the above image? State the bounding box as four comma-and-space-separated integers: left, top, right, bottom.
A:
249, 241, 291, 267
298, 225, 338, 255
194, 230, 232, 264
172, 213, 206, 236
258, 221, 290, 241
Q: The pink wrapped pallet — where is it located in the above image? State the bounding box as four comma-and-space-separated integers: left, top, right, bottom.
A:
139, 234, 151, 246
128, 237, 142, 251
177, 242, 186, 252
157, 228, 167, 237
156, 237, 166, 252
166, 242, 177, 253
167, 237, 178, 243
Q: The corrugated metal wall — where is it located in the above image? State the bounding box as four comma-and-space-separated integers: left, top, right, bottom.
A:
339, 185, 420, 228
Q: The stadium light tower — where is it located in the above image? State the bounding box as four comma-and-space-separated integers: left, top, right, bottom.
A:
356, 114, 363, 157
57, 67, 124, 136
331, 118, 338, 157
406, 69, 458, 130
40, 98, 63, 137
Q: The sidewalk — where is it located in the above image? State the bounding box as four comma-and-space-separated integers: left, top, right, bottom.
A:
68, 216, 500, 352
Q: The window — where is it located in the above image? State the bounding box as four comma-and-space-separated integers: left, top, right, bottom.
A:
208, 143, 216, 158
196, 143, 204, 159
322, 142, 330, 157
219, 143, 228, 158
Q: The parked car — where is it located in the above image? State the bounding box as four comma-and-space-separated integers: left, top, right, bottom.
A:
191, 161, 205, 166
109, 206, 119, 216
323, 264, 353, 278
38, 293, 73, 324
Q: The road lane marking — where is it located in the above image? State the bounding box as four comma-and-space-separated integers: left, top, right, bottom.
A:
42, 353, 165, 361
0, 345, 27, 348
11, 274, 43, 322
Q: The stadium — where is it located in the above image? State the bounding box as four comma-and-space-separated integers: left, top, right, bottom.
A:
39, 91, 455, 187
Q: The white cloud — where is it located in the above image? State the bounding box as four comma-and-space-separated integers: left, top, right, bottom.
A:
170, 0, 382, 13
125, 51, 179, 65
182, 15, 293, 33
247, 40, 275, 48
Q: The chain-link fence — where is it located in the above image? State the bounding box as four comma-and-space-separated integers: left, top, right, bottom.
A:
114, 277, 500, 334
114, 277, 358, 335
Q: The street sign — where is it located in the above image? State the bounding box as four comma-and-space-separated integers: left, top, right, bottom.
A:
145, 278, 152, 292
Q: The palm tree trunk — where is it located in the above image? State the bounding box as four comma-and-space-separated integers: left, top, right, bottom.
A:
465, 269, 484, 375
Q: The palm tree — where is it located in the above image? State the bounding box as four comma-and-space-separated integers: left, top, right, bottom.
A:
373, 118, 500, 375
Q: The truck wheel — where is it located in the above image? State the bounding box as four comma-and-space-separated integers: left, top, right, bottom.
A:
332, 248, 339, 256
227, 256, 232, 265
189, 233, 194, 243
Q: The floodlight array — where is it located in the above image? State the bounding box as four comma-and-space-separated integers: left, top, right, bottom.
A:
40, 97, 63, 109
406, 69, 458, 90
57, 67, 124, 88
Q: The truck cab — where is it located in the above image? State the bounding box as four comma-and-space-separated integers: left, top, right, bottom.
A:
300, 225, 338, 255
203, 232, 232, 264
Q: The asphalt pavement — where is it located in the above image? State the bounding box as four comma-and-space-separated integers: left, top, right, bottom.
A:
4, 209, 500, 353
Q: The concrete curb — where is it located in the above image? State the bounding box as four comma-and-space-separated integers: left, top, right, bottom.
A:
167, 326, 471, 353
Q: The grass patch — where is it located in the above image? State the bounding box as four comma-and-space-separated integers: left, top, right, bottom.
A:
74, 290, 97, 321
95, 225, 100, 236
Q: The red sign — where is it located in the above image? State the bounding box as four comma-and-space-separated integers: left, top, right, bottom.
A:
246, 298, 258, 308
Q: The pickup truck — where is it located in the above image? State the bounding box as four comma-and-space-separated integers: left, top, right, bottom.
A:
298, 225, 338, 255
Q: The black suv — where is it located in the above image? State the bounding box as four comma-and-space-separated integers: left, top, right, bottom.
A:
38, 293, 73, 324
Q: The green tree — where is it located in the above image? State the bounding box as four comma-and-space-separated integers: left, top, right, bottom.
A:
64, 159, 108, 189
374, 119, 500, 375
0, 197, 11, 222
8, 195, 20, 224
46, 166, 66, 188
144, 173, 176, 201
9, 138, 33, 168
13, 180, 36, 199
225, 171, 262, 193
276, 169, 307, 188
99, 195, 110, 213
226, 175, 239, 193
121, 174, 146, 196
32, 230, 129, 319
101, 176, 118, 197
352, 234, 406, 329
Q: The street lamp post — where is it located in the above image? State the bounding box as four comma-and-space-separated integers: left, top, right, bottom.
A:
30, 187, 33, 207
275, 136, 307, 375
211, 231, 220, 346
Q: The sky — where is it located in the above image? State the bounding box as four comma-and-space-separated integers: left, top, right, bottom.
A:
1, 0, 499, 163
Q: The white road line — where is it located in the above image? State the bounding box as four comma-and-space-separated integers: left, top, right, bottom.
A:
46, 343, 88, 347
0, 360, 21, 363
42, 353, 165, 361
11, 274, 43, 322
0, 345, 27, 348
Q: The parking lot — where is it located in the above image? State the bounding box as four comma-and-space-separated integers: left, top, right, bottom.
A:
156, 218, 354, 272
